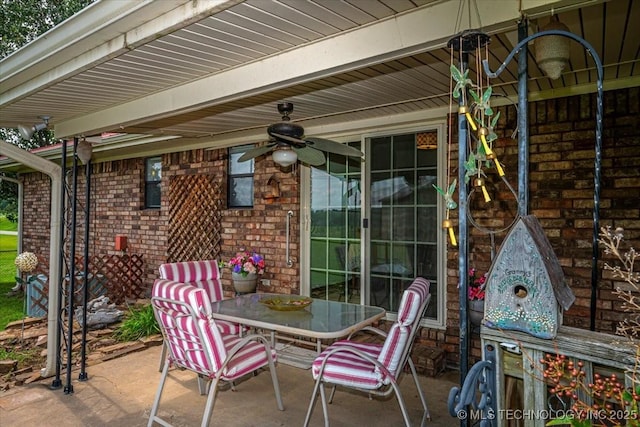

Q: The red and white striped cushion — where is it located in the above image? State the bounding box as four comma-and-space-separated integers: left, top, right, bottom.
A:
311, 278, 430, 389
311, 340, 385, 389
159, 260, 243, 335
159, 260, 223, 301
152, 280, 221, 373
152, 280, 276, 380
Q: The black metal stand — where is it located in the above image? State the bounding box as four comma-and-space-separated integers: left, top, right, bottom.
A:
79, 158, 91, 381
50, 141, 67, 390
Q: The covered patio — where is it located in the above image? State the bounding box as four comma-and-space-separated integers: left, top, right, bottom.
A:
1, 0, 639, 426
0, 345, 459, 426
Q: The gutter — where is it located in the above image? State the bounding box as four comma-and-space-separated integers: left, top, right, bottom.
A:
0, 141, 62, 378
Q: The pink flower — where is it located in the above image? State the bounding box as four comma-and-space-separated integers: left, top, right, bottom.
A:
468, 268, 487, 300
222, 250, 265, 277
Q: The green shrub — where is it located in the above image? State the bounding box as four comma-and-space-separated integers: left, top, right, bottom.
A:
113, 304, 159, 342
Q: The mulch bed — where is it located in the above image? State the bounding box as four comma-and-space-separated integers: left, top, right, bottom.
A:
0, 312, 162, 391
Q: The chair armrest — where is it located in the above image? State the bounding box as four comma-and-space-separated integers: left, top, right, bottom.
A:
316, 345, 393, 381
347, 325, 387, 341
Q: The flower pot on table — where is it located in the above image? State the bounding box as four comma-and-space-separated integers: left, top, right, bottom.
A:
232, 272, 258, 294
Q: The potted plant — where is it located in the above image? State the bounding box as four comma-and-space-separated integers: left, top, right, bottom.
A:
468, 267, 487, 326
221, 250, 265, 294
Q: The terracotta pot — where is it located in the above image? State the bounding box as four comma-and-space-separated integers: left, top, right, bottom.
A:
469, 299, 485, 326
232, 272, 258, 294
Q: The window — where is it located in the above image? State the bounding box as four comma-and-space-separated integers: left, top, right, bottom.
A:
145, 156, 162, 208
228, 145, 255, 208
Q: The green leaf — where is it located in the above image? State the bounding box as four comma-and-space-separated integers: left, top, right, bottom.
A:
447, 179, 457, 196
482, 86, 493, 104
450, 65, 462, 81
546, 415, 574, 426
491, 111, 501, 128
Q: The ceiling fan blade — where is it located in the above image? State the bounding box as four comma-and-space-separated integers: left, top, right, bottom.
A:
293, 146, 326, 166
270, 132, 307, 148
304, 137, 363, 157
238, 144, 275, 162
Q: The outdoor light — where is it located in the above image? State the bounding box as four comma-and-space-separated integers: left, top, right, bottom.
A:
272, 146, 297, 167
18, 116, 50, 140
535, 17, 571, 80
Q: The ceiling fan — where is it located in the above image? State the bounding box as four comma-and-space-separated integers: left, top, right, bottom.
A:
238, 103, 363, 167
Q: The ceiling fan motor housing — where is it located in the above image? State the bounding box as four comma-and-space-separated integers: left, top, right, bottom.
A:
268, 122, 305, 139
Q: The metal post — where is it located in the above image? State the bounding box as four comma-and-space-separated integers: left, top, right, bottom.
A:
517, 18, 529, 216
51, 141, 67, 390
64, 137, 79, 394
448, 29, 489, 426
79, 158, 91, 381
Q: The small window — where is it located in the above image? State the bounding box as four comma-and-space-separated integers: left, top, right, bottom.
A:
145, 156, 162, 208
228, 145, 255, 208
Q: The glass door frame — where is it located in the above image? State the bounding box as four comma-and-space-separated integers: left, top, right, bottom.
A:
300, 122, 447, 329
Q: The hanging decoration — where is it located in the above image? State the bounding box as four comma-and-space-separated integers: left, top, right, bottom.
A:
438, 30, 520, 259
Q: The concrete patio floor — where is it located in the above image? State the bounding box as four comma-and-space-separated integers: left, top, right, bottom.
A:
0, 345, 460, 426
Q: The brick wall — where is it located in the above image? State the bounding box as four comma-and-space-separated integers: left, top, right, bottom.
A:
20, 149, 301, 298
19, 87, 640, 368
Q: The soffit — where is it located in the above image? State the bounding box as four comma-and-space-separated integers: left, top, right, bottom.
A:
0, 0, 637, 151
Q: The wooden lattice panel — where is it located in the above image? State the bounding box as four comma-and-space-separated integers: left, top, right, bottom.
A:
26, 254, 145, 314
167, 174, 223, 262
90, 254, 145, 304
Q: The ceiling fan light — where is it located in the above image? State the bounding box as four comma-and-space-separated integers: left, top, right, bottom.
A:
272, 148, 298, 167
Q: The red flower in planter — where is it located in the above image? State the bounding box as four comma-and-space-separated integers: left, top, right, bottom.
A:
468, 268, 487, 301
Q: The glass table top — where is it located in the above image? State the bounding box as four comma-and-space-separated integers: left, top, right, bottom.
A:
210, 293, 386, 340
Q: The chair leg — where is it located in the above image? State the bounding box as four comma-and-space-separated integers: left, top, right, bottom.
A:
303, 376, 323, 427
148, 359, 170, 427
319, 383, 330, 427
390, 379, 413, 427
200, 377, 220, 427
408, 358, 430, 426
197, 374, 210, 395
158, 341, 167, 372
266, 349, 284, 411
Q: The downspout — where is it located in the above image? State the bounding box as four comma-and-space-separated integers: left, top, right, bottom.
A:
0, 175, 23, 289
0, 140, 62, 378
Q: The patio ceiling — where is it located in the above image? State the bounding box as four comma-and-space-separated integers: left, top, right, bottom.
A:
1, 0, 638, 160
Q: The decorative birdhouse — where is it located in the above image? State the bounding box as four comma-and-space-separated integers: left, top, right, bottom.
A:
483, 215, 575, 339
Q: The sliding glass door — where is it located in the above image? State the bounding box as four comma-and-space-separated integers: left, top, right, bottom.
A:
367, 130, 439, 319
305, 127, 442, 322
308, 143, 362, 304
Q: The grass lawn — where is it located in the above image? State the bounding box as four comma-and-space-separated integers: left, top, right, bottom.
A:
0, 215, 22, 331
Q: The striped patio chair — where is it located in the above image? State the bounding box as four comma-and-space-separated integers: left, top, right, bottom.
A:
158, 260, 247, 377
303, 277, 431, 427
148, 279, 283, 427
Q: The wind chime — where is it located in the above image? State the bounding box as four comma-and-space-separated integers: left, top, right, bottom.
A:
436, 30, 509, 250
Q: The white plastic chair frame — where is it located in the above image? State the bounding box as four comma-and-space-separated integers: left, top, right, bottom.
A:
148, 295, 283, 427
303, 287, 431, 427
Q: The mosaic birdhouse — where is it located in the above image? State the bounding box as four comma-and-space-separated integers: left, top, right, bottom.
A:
483, 215, 575, 339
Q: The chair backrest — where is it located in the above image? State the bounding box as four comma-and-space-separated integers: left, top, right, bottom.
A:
151, 279, 227, 375
376, 277, 430, 382
159, 260, 224, 302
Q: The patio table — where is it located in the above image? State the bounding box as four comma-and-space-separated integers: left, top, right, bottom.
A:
210, 293, 386, 354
